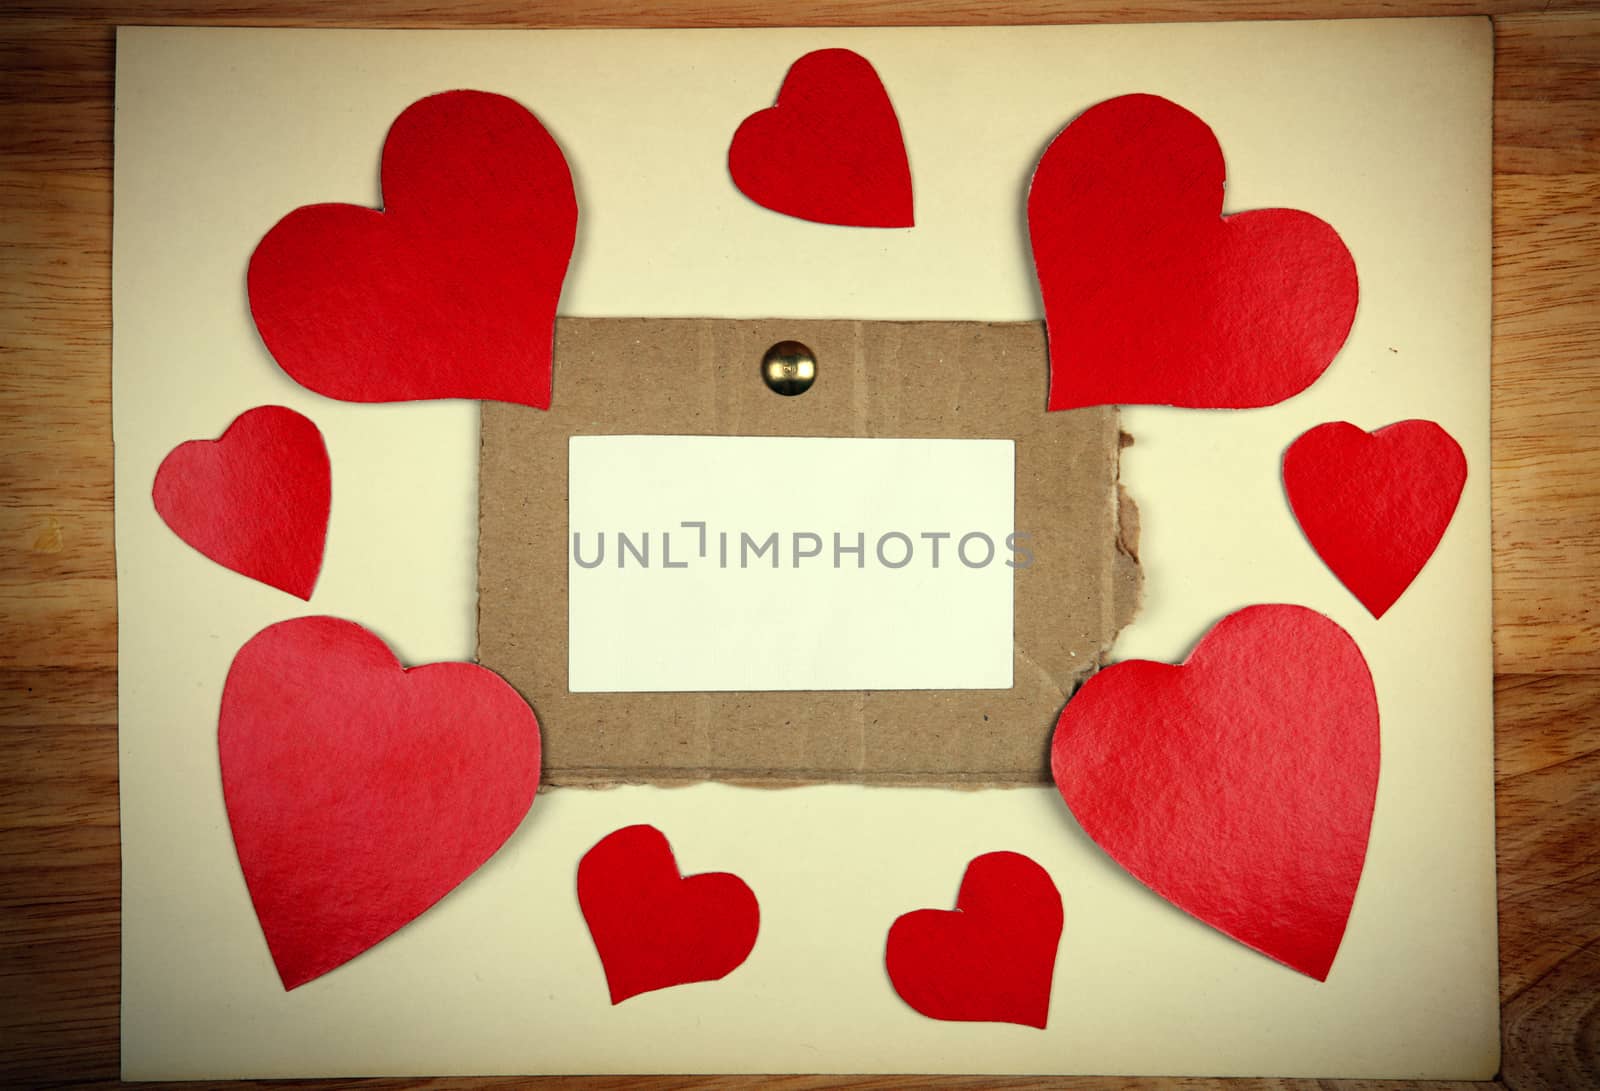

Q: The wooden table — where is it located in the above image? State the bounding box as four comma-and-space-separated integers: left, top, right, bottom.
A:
2, 3, 1595, 1088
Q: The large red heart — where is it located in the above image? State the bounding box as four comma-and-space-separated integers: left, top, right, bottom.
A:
885, 851, 1063, 1029
1284, 420, 1467, 618
728, 48, 913, 228
220, 616, 542, 989
1051, 604, 1378, 981
248, 90, 576, 408
1028, 94, 1359, 410
577, 824, 760, 1004
152, 405, 329, 600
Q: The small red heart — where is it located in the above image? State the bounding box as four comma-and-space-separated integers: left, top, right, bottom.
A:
578, 824, 759, 1004
1028, 94, 1358, 410
885, 851, 1063, 1028
1284, 420, 1467, 618
729, 48, 913, 228
152, 405, 330, 600
248, 90, 576, 408
220, 616, 542, 989
1051, 604, 1378, 981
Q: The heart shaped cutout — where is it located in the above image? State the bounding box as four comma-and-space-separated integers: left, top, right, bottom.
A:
248, 90, 577, 408
1028, 94, 1358, 410
1051, 604, 1378, 981
885, 851, 1063, 1029
221, 616, 542, 989
578, 824, 759, 1004
1284, 420, 1467, 618
729, 48, 913, 227
152, 405, 330, 600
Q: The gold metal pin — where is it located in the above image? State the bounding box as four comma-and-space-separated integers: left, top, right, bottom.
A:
761, 340, 816, 396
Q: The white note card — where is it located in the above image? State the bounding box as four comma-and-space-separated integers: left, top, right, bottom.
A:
567, 436, 1015, 692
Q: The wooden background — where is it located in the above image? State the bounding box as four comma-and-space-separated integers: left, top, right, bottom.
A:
1, 2, 1595, 1088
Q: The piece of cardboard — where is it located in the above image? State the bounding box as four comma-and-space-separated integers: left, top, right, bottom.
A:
479, 316, 1140, 787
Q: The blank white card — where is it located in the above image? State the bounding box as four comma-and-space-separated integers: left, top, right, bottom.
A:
567, 435, 1015, 691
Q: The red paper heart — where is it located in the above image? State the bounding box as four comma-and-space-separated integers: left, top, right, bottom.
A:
1284, 420, 1467, 618
578, 824, 759, 1004
729, 48, 913, 228
1028, 94, 1358, 410
248, 90, 576, 408
1051, 604, 1378, 981
152, 405, 330, 600
885, 851, 1063, 1029
220, 616, 542, 989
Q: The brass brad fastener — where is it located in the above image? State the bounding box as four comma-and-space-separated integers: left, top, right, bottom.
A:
760, 341, 816, 396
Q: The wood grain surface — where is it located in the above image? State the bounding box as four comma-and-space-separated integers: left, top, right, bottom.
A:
1, 3, 1595, 1089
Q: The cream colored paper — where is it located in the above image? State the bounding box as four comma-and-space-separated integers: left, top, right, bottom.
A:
113, 21, 1496, 1078
568, 436, 1016, 692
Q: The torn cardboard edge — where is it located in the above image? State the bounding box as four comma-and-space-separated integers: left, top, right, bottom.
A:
478, 317, 1141, 787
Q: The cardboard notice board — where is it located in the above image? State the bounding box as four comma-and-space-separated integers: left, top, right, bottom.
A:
479, 316, 1141, 786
